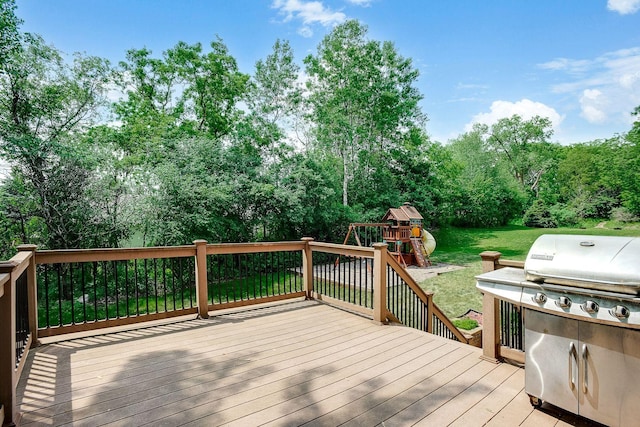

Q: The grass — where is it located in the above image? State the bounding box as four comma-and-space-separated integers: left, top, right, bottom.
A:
423, 222, 640, 318
451, 318, 479, 330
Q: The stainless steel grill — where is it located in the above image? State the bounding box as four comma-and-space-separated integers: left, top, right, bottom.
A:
476, 234, 640, 427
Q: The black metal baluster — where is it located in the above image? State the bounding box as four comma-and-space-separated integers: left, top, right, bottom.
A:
143, 259, 149, 314
224, 255, 230, 303
81, 263, 87, 323
215, 255, 221, 304
134, 259, 140, 315
93, 262, 98, 321
103, 261, 109, 320
171, 258, 177, 310
114, 261, 119, 318
56, 264, 62, 326
69, 263, 75, 324
153, 258, 158, 313
189, 257, 195, 308
124, 260, 129, 317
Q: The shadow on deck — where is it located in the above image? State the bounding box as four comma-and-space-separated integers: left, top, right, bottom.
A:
17, 300, 599, 426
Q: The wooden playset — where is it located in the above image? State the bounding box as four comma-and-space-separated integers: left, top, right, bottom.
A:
342, 203, 436, 267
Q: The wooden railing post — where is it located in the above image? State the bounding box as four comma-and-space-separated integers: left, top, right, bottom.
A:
479, 251, 502, 363
17, 245, 38, 347
426, 296, 434, 334
372, 243, 388, 324
301, 237, 314, 299
0, 262, 17, 427
480, 251, 502, 273
193, 240, 209, 319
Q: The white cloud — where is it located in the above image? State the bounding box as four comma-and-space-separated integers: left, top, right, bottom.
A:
580, 89, 608, 123
346, 0, 372, 6
298, 25, 313, 38
538, 58, 591, 75
539, 47, 640, 125
607, 0, 640, 14
455, 82, 489, 90
272, 0, 347, 37
465, 99, 564, 132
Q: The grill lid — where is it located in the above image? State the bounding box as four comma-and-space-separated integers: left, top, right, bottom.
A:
524, 234, 640, 295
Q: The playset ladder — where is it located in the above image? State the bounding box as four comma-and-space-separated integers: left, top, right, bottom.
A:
410, 238, 429, 267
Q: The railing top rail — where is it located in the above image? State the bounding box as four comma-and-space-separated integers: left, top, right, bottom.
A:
497, 259, 525, 269
206, 241, 306, 255
35, 245, 196, 264
309, 241, 375, 258
431, 303, 469, 343
349, 223, 389, 227
0, 250, 33, 278
386, 254, 434, 304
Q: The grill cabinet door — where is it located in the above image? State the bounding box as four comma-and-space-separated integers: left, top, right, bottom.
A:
525, 309, 579, 414
578, 322, 640, 427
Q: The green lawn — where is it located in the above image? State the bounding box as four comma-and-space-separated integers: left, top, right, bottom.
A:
423, 222, 640, 318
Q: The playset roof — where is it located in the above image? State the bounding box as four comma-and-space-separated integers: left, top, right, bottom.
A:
382, 203, 423, 222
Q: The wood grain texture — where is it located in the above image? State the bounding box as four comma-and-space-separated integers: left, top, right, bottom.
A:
16, 300, 598, 426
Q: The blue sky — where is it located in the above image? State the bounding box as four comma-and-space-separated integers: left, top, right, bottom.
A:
14, 0, 640, 144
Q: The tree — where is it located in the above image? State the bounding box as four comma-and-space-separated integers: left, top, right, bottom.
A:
447, 126, 524, 226
168, 38, 249, 138
0, 20, 113, 249
0, 0, 21, 70
619, 106, 640, 215
304, 20, 425, 207
241, 39, 302, 162
249, 39, 301, 127
485, 115, 555, 197
113, 47, 185, 161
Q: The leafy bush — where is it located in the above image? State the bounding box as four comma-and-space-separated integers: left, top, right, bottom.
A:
570, 190, 617, 219
549, 204, 579, 227
610, 207, 639, 223
523, 200, 558, 228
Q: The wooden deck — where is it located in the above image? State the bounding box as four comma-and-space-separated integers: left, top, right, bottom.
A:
16, 300, 600, 426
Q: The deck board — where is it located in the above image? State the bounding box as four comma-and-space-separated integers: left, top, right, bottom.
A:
17, 299, 599, 426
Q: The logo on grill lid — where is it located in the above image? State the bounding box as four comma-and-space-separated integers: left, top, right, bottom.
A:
530, 254, 554, 261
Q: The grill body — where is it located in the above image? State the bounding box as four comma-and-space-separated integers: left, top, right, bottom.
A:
476, 235, 640, 426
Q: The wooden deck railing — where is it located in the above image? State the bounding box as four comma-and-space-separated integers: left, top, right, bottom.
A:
386, 254, 468, 343
1, 245, 37, 427
479, 251, 525, 364
1, 239, 465, 426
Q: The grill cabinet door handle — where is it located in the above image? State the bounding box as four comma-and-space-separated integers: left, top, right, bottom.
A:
569, 342, 577, 390
582, 344, 588, 394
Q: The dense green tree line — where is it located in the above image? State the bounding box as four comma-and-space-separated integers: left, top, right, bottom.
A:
1, 1, 639, 257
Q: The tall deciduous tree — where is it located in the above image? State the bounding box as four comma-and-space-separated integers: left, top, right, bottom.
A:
168, 38, 249, 138
0, 17, 113, 249
304, 20, 424, 207
485, 115, 555, 196
447, 125, 524, 227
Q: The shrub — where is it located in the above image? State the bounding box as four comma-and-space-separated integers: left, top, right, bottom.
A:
549, 204, 579, 227
610, 207, 639, 223
570, 191, 617, 219
523, 200, 558, 228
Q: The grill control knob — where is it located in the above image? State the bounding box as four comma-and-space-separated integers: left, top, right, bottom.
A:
582, 300, 599, 314
610, 305, 630, 320
556, 296, 572, 308
533, 292, 547, 304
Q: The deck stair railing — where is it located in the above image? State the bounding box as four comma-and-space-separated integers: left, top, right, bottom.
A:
1, 238, 466, 426
386, 254, 468, 342
478, 251, 525, 364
